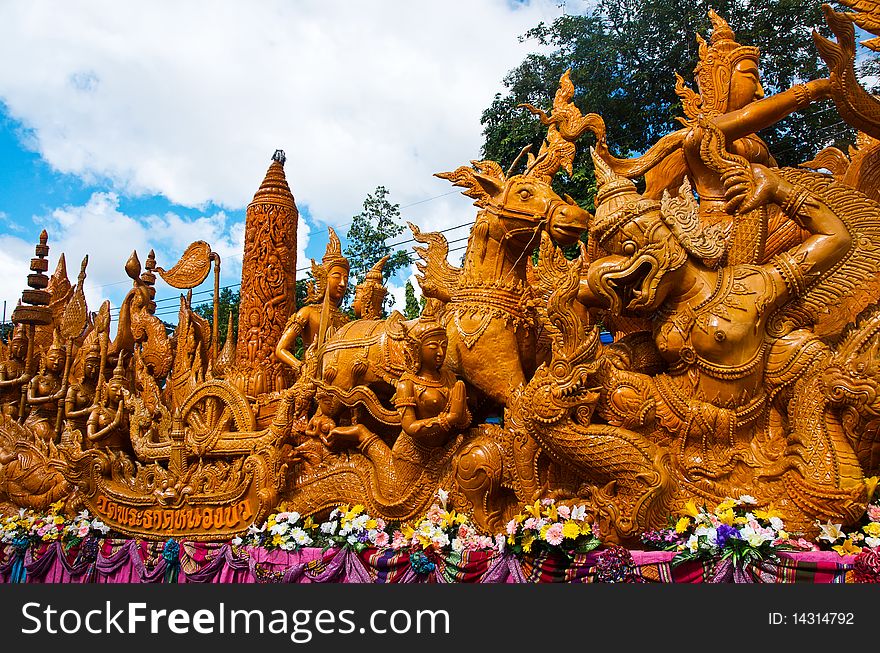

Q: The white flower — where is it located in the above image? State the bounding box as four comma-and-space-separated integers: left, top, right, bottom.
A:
231, 536, 243, 546
346, 534, 358, 546
247, 523, 266, 536
76, 510, 91, 521
769, 516, 785, 532
738, 495, 757, 505
291, 528, 312, 546
816, 520, 845, 543
451, 538, 465, 553
287, 511, 301, 524
494, 534, 506, 553
865, 537, 880, 549
269, 521, 290, 536
686, 535, 699, 552
437, 488, 449, 508
91, 519, 110, 534
320, 521, 338, 535
280, 540, 295, 551
571, 505, 587, 521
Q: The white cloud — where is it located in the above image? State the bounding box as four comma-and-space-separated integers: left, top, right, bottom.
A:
0, 0, 563, 238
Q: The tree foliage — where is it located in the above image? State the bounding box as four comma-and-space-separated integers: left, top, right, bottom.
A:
403, 280, 421, 320
343, 185, 411, 313
481, 0, 866, 207
193, 287, 240, 346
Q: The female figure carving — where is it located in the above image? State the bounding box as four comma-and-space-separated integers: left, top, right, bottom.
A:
24, 332, 67, 442
65, 340, 101, 434
323, 302, 470, 502
0, 326, 29, 419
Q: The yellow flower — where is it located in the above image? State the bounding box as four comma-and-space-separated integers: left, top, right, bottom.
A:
754, 508, 782, 521
271, 534, 284, 546
507, 534, 515, 545
53, 516, 64, 525
522, 533, 535, 553
267, 515, 277, 526
365, 519, 377, 530
347, 504, 365, 519
832, 539, 862, 556
863, 522, 880, 538
675, 517, 691, 534
682, 500, 700, 518
562, 521, 580, 539
545, 504, 558, 522
539, 524, 551, 540
49, 499, 65, 514
580, 523, 594, 536
715, 499, 736, 514
525, 500, 543, 520
514, 513, 526, 524
717, 509, 735, 526
303, 516, 315, 530
455, 513, 468, 525
402, 524, 415, 539
865, 476, 879, 503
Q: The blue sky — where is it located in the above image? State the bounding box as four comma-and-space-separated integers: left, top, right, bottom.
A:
0, 1, 564, 323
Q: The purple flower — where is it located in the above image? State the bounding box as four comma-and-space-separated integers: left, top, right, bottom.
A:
715, 524, 740, 549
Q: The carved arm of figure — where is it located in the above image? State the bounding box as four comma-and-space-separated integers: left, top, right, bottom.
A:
722, 163, 852, 304
0, 370, 28, 390
275, 309, 310, 377
85, 400, 124, 443
711, 79, 832, 145
26, 377, 66, 406
65, 386, 95, 421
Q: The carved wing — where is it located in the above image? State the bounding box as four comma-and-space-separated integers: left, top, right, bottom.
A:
836, 0, 880, 49
155, 241, 213, 289
770, 168, 880, 338
800, 146, 851, 179
814, 6, 880, 140
408, 222, 462, 302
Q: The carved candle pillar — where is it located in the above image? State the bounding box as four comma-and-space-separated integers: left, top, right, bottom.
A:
234, 150, 298, 394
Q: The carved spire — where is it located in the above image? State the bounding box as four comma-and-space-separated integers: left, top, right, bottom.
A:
250, 149, 295, 209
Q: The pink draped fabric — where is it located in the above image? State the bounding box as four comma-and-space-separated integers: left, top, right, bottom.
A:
0, 541, 865, 583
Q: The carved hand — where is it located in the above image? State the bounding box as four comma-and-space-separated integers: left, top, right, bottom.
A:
448, 380, 468, 425
722, 163, 780, 214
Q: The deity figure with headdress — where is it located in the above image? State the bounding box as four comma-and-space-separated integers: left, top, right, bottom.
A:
0, 324, 29, 419
322, 300, 470, 502
587, 10, 834, 270
352, 255, 389, 320
64, 339, 102, 434
24, 328, 67, 442
85, 354, 133, 455
275, 227, 350, 379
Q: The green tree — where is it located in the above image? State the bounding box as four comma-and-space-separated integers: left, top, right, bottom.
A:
482, 0, 868, 208
343, 186, 411, 313
193, 287, 240, 346
403, 280, 421, 319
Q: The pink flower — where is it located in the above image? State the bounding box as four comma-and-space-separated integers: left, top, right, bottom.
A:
556, 505, 571, 519
391, 531, 408, 549
868, 505, 880, 522
457, 524, 472, 540
545, 523, 565, 546
374, 531, 389, 547
77, 522, 90, 538
426, 505, 445, 525
523, 518, 537, 531
505, 519, 517, 536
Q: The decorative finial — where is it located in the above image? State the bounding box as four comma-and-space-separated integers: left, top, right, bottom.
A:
272, 149, 286, 165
